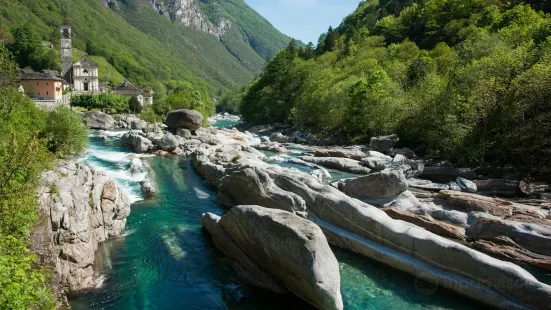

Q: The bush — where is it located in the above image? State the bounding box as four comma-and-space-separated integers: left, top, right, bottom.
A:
0, 88, 54, 308
43, 106, 89, 157
71, 93, 130, 113
0, 236, 54, 310
129, 96, 143, 114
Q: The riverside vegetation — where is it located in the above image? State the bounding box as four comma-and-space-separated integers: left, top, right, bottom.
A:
0, 47, 89, 309
233, 0, 551, 177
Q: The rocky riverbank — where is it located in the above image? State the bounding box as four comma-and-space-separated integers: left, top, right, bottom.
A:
74, 109, 551, 309
31, 160, 131, 307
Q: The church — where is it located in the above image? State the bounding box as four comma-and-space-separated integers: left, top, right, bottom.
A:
60, 24, 101, 93
72, 56, 100, 93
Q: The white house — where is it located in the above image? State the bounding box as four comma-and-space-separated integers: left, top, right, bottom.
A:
72, 56, 100, 93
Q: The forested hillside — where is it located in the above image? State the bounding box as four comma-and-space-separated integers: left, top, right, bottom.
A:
0, 0, 291, 92
239, 0, 551, 174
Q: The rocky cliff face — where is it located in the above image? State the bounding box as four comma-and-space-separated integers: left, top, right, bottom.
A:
147, 0, 231, 38
30, 161, 131, 306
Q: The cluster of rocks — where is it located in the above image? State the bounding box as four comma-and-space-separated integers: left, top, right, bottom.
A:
187, 131, 551, 310
80, 110, 551, 309
117, 109, 205, 156
31, 161, 131, 307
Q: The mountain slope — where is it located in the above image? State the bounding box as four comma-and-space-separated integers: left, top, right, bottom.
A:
0, 0, 291, 92
238, 0, 551, 172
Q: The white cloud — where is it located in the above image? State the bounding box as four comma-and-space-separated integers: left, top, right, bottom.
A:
279, 0, 317, 9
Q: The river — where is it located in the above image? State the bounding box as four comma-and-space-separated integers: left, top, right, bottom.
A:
69, 121, 481, 310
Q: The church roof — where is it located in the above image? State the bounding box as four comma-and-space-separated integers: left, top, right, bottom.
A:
73, 55, 99, 67
114, 80, 140, 91
19, 69, 63, 81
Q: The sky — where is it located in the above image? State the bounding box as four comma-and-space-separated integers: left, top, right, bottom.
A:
245, 0, 362, 44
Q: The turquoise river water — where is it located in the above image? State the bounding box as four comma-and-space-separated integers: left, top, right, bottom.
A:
69, 123, 483, 310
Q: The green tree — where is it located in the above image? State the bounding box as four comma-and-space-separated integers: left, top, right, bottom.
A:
43, 106, 89, 156
9, 24, 59, 71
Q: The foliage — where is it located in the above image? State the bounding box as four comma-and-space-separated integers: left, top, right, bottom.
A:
0, 46, 18, 88
140, 106, 164, 123
166, 80, 215, 125
218, 87, 247, 114
238, 1, 551, 173
43, 106, 89, 156
0, 235, 54, 310
8, 24, 59, 71
129, 96, 143, 114
0, 49, 90, 308
0, 87, 55, 309
71, 93, 130, 113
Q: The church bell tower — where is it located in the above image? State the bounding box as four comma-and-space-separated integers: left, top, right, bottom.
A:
60, 23, 72, 83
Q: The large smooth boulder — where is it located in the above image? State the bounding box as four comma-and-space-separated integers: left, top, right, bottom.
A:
127, 117, 147, 130
456, 177, 477, 193
176, 128, 192, 139
408, 178, 450, 191
164, 109, 203, 132
419, 166, 459, 182
270, 132, 289, 143
339, 170, 408, 199
314, 148, 367, 160
217, 167, 307, 214
467, 218, 551, 256
382, 208, 466, 241
157, 133, 179, 152
202, 206, 343, 310
302, 156, 371, 175
369, 134, 399, 154
474, 179, 520, 197
82, 111, 115, 130
360, 156, 391, 172
438, 190, 514, 217
256, 142, 289, 154
122, 132, 154, 153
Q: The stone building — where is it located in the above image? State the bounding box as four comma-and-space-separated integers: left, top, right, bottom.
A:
72, 56, 100, 93
113, 80, 154, 105
19, 69, 64, 102
60, 24, 101, 93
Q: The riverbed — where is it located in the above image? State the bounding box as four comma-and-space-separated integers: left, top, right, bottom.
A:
69, 123, 482, 310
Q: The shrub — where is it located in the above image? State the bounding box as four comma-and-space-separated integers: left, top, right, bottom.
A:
0, 88, 55, 308
71, 93, 130, 112
43, 106, 89, 157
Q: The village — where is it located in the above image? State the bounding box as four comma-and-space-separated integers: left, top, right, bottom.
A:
18, 24, 153, 109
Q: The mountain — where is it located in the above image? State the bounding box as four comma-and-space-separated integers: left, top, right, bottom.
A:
0, 0, 292, 92
238, 0, 551, 173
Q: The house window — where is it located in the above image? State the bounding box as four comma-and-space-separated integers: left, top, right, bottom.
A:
46, 91, 49, 96
36, 82, 39, 85
46, 82, 49, 85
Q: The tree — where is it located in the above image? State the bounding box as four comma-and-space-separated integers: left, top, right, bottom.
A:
129, 96, 143, 114
324, 26, 340, 52
43, 106, 89, 156
0, 47, 18, 88
9, 24, 59, 71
